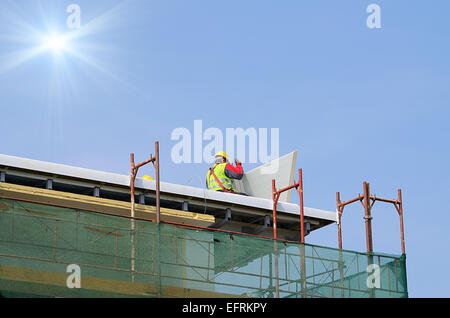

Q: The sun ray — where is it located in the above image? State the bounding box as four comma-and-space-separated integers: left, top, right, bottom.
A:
0, 46, 47, 75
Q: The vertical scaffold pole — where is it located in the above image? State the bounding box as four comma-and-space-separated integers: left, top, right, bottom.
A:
130, 153, 136, 283
397, 189, 406, 255
155, 141, 161, 224
336, 192, 343, 250
297, 169, 307, 297
271, 179, 280, 298
363, 182, 374, 253
336, 192, 345, 297
129, 148, 157, 283
363, 182, 375, 298
272, 179, 278, 240
298, 169, 305, 244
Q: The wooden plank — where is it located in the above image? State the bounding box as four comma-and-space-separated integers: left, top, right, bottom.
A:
0, 183, 214, 227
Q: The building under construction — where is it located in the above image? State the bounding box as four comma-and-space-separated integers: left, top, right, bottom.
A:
0, 143, 408, 298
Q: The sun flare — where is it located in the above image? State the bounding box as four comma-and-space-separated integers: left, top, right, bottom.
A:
43, 34, 69, 53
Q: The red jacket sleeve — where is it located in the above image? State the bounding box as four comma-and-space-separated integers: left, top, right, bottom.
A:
224, 163, 244, 180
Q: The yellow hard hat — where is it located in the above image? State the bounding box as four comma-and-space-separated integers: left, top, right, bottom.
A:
142, 175, 154, 180
214, 151, 228, 162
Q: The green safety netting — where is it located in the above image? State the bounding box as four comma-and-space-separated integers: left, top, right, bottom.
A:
0, 198, 407, 298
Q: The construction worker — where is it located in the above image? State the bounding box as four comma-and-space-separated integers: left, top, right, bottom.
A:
206, 151, 244, 193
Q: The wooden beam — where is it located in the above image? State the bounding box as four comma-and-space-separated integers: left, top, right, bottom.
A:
0, 182, 214, 228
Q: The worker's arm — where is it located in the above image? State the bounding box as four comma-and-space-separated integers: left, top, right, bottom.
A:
224, 162, 244, 180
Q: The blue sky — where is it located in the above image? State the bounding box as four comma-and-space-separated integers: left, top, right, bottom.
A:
1, 0, 449, 297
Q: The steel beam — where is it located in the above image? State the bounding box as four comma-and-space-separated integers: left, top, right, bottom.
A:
46, 179, 53, 190
139, 193, 145, 205
209, 208, 231, 229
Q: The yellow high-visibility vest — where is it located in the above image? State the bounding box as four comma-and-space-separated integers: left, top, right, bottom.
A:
206, 163, 235, 192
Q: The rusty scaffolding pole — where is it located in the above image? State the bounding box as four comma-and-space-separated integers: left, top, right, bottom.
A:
130, 141, 161, 223
370, 189, 406, 255
336, 181, 406, 255
129, 141, 160, 282
272, 168, 306, 243
336, 181, 406, 297
272, 168, 306, 298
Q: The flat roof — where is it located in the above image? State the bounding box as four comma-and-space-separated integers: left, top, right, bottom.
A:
0, 154, 337, 235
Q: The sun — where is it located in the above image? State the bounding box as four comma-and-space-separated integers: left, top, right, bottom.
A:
0, 1, 132, 79
43, 34, 69, 53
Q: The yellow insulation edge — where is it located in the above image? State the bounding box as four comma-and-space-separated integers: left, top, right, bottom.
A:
0, 182, 215, 227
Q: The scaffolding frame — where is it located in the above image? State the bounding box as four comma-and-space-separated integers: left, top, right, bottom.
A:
272, 168, 305, 243
0, 197, 407, 298
271, 168, 306, 298
129, 141, 160, 282
124, 142, 407, 297
336, 181, 406, 255
130, 141, 160, 223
